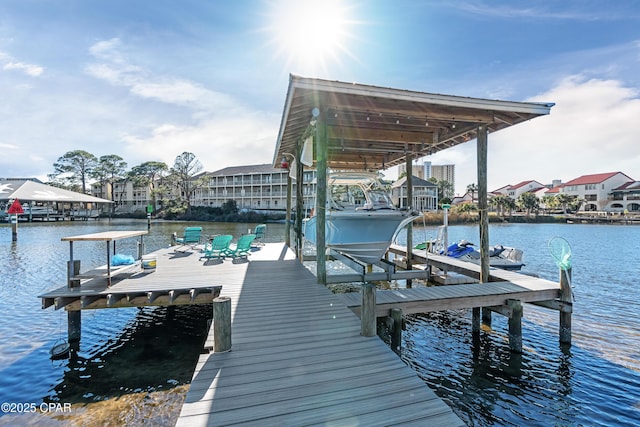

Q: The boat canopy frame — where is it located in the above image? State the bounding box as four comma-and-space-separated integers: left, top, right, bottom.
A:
273, 75, 553, 286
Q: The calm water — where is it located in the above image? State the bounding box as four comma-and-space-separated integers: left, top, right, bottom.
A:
0, 219, 276, 426
1, 220, 639, 426
396, 222, 640, 426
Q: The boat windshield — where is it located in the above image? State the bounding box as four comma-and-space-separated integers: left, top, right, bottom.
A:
326, 172, 394, 211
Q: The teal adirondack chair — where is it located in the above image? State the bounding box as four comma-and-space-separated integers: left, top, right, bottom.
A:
225, 234, 256, 259
173, 227, 202, 252
200, 235, 233, 260
253, 224, 266, 246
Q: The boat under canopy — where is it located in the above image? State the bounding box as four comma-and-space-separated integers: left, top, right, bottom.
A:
303, 172, 418, 265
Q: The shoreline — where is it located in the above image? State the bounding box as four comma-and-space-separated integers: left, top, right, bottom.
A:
416, 212, 640, 226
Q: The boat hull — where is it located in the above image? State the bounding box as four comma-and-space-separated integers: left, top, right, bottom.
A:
304, 211, 415, 264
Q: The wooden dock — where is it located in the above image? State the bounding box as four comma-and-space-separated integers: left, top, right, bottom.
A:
177, 243, 465, 426
39, 246, 223, 311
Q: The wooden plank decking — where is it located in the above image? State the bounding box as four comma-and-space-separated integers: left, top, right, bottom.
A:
347, 244, 562, 317
38, 245, 229, 310
177, 243, 465, 426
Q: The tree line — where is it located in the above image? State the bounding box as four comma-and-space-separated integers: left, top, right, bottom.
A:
456, 183, 584, 217
47, 150, 207, 217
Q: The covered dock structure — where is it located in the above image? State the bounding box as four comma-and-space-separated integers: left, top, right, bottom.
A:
273, 74, 553, 287
0, 178, 112, 221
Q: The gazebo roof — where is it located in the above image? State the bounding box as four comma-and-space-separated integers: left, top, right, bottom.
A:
273, 75, 554, 171
0, 179, 113, 204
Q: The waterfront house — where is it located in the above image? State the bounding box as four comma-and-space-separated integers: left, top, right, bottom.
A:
492, 180, 546, 199
390, 175, 438, 212
608, 181, 640, 213
560, 172, 634, 212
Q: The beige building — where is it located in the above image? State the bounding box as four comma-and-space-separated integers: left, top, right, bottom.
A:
196, 164, 316, 213
398, 161, 455, 199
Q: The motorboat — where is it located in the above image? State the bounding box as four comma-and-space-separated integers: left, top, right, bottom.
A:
303, 172, 418, 265
444, 240, 525, 271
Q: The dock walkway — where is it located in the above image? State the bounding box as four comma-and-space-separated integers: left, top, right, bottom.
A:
177, 243, 464, 426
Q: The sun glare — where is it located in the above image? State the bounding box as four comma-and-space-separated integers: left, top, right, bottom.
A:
266, 0, 354, 74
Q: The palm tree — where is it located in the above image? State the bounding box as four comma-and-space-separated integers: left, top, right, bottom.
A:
556, 193, 573, 214
517, 192, 540, 217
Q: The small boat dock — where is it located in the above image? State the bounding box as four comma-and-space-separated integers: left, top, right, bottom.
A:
39, 239, 570, 425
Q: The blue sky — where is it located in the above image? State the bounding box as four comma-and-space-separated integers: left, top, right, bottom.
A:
1, 0, 639, 195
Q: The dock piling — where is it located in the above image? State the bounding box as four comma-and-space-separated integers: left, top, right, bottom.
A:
213, 296, 232, 352
390, 308, 403, 355
559, 268, 572, 345
67, 259, 81, 342
361, 283, 376, 337
507, 299, 523, 353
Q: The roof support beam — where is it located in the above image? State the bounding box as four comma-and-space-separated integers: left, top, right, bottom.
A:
315, 110, 328, 285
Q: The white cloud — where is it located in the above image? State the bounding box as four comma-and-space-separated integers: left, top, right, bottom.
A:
0, 50, 44, 77
483, 76, 640, 190
121, 111, 281, 171
85, 39, 234, 112
410, 76, 640, 195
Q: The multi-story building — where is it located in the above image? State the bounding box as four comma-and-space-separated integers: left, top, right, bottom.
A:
195, 164, 317, 213
398, 161, 455, 198
92, 180, 156, 213
560, 172, 633, 211
609, 181, 640, 212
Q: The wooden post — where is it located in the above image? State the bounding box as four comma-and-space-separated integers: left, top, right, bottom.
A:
213, 296, 232, 352
295, 138, 304, 261
67, 259, 81, 342
559, 267, 572, 345
315, 109, 328, 285
361, 283, 376, 337
472, 307, 481, 335
405, 155, 413, 288
11, 214, 18, 241
507, 299, 523, 353
390, 308, 403, 355
477, 125, 491, 328
285, 173, 292, 247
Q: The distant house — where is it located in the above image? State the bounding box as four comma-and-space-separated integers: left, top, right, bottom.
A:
390, 175, 438, 211
560, 172, 634, 211
451, 192, 473, 205
608, 181, 640, 212
492, 180, 546, 200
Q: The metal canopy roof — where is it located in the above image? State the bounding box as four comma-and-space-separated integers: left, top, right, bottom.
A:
273, 75, 554, 171
0, 179, 113, 204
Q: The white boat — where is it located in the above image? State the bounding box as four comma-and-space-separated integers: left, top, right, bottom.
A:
303, 172, 418, 265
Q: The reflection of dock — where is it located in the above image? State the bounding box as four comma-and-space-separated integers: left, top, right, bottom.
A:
176, 243, 465, 426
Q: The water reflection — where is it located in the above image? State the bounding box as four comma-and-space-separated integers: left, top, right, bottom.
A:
47, 305, 210, 405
